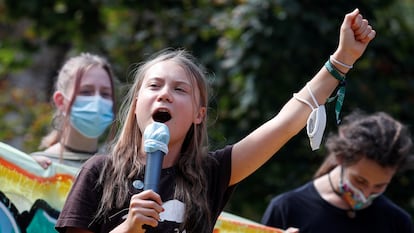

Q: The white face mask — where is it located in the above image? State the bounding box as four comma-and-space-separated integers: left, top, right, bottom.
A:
293, 83, 327, 150
307, 105, 327, 150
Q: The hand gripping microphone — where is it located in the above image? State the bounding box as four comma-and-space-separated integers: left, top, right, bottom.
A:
143, 122, 170, 193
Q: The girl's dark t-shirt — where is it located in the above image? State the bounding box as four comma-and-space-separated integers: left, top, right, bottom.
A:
56, 145, 235, 233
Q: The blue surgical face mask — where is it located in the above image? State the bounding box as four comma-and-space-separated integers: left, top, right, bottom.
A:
70, 95, 114, 138
339, 169, 381, 210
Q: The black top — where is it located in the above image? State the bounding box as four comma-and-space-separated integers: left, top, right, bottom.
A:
56, 145, 235, 233
261, 181, 414, 233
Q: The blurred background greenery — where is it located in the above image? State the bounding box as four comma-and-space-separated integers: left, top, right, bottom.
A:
1, 0, 414, 222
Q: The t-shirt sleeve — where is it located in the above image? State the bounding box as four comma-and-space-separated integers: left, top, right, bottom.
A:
207, 145, 236, 220
55, 155, 105, 233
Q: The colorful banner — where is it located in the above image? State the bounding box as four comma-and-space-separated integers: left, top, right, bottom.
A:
0, 142, 77, 233
215, 212, 284, 233
0, 142, 283, 233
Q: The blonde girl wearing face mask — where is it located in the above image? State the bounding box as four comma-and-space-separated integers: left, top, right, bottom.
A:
31, 53, 117, 169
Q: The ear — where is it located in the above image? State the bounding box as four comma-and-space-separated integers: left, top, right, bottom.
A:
53, 91, 67, 112
194, 106, 206, 124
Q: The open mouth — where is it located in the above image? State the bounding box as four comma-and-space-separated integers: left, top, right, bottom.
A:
152, 110, 171, 123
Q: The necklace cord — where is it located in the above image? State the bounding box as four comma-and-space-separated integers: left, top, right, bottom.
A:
63, 144, 98, 155
327, 171, 356, 218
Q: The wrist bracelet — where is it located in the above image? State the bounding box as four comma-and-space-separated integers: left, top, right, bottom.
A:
330, 55, 353, 69
325, 59, 346, 83
325, 59, 346, 125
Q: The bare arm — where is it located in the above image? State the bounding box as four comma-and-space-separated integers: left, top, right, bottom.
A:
230, 9, 376, 185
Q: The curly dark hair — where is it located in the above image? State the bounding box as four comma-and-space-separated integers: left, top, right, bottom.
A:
314, 110, 413, 178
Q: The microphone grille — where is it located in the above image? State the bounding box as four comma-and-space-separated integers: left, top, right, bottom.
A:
143, 122, 170, 154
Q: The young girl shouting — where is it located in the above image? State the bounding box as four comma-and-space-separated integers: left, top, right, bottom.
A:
56, 9, 376, 233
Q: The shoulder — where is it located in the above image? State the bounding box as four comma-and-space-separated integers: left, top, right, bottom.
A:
208, 145, 233, 158
376, 196, 412, 219
204, 145, 233, 169
82, 154, 107, 168
269, 181, 314, 205
205, 145, 233, 171
369, 196, 414, 230
68, 155, 108, 196
76, 154, 108, 179
261, 183, 314, 226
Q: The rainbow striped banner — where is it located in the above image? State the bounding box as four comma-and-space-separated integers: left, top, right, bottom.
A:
0, 142, 283, 233
0, 142, 78, 233
215, 212, 283, 233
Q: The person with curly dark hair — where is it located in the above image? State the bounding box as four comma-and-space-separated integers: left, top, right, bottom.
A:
262, 110, 414, 233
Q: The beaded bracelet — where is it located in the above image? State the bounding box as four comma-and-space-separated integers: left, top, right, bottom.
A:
325, 59, 346, 124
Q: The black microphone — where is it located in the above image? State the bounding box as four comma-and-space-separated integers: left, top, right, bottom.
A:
143, 122, 170, 193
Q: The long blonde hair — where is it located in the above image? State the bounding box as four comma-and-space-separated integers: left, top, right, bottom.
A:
39, 53, 116, 149
97, 49, 214, 232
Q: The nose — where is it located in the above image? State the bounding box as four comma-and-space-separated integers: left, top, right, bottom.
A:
157, 86, 173, 102
362, 187, 378, 199
362, 190, 371, 199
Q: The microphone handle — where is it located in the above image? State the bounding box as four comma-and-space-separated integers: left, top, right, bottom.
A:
144, 150, 165, 193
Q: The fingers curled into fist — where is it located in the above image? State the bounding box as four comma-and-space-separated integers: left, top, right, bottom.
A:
351, 9, 376, 43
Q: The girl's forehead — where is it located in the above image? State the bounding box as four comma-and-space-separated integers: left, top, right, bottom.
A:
81, 67, 111, 85
144, 60, 191, 83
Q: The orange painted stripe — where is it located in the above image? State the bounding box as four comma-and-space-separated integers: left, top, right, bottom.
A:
214, 217, 284, 233
0, 156, 74, 183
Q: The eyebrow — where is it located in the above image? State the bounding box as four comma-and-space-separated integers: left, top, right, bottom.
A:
355, 175, 389, 187
100, 86, 112, 91
81, 84, 112, 89
148, 77, 192, 86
